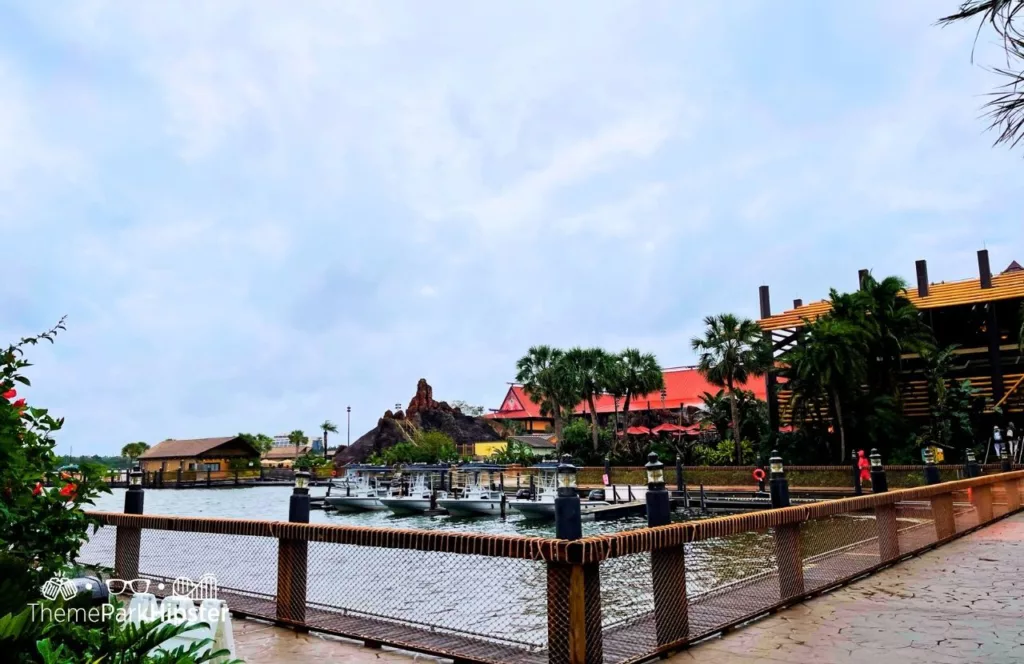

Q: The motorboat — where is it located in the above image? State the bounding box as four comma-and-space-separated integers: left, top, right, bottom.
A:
379, 464, 450, 515
323, 465, 391, 511
437, 463, 507, 517
507, 460, 608, 519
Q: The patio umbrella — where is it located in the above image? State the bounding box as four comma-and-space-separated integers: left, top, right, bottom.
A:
651, 423, 687, 436
625, 426, 652, 436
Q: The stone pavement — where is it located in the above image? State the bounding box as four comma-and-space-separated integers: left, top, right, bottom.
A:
672, 511, 1024, 664
233, 617, 434, 664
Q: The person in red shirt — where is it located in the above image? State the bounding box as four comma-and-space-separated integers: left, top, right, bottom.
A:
857, 449, 871, 486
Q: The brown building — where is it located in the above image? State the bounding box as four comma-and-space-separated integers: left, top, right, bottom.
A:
138, 436, 260, 474
757, 250, 1024, 429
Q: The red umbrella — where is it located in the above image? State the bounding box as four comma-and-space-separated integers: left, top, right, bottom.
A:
652, 423, 687, 435
625, 426, 652, 436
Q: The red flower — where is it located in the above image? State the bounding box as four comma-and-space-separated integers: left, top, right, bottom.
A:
1, 389, 14, 400
33, 482, 43, 496
12, 399, 25, 412
59, 483, 77, 501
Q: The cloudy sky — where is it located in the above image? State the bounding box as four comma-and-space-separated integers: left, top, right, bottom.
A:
2, 1, 1022, 456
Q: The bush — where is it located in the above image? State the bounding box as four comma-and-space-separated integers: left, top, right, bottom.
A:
0, 320, 237, 663
371, 430, 459, 465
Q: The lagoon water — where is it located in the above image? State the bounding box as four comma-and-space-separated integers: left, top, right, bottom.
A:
89, 485, 668, 537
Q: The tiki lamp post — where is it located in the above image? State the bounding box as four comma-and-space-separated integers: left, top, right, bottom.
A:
554, 454, 581, 540
645, 452, 670, 527
769, 450, 790, 509
1000, 443, 1012, 473
965, 448, 980, 478
923, 447, 941, 485
869, 448, 887, 493
290, 470, 311, 523
125, 467, 144, 515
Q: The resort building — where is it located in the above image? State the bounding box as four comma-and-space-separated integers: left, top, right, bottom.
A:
138, 436, 261, 473
485, 367, 767, 431
261, 445, 313, 468
757, 250, 1024, 429
473, 434, 558, 459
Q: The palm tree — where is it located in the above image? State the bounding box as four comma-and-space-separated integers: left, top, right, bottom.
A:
288, 429, 307, 463
516, 346, 575, 443
691, 314, 770, 464
120, 442, 150, 468
939, 2, 1024, 151
562, 347, 611, 451
617, 348, 665, 435
320, 420, 338, 460
783, 317, 867, 461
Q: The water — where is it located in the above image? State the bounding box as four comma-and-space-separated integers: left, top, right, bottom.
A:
89, 486, 675, 537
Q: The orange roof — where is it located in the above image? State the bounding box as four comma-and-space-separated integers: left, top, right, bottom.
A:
486, 367, 767, 420
758, 266, 1024, 331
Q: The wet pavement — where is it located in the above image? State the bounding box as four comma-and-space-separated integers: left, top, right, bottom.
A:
672, 511, 1024, 664
233, 618, 433, 663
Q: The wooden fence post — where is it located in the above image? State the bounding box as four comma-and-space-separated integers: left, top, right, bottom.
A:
276, 536, 308, 627
775, 522, 804, 601
1000, 479, 1021, 512
114, 526, 141, 581
651, 545, 688, 649
972, 484, 994, 523
930, 491, 956, 540
547, 557, 602, 664
874, 502, 900, 563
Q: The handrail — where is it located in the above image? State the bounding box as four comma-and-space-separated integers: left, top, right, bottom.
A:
996, 373, 1024, 408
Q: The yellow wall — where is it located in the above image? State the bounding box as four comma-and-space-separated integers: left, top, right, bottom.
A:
527, 420, 550, 432
474, 441, 508, 457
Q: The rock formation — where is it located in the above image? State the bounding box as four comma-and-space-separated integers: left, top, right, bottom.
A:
333, 379, 500, 465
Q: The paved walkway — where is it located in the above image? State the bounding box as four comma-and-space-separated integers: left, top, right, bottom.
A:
233, 617, 430, 663
672, 512, 1024, 664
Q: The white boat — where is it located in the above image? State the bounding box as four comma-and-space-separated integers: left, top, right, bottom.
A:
437, 463, 507, 517
380, 464, 450, 515
324, 465, 391, 511
507, 460, 608, 519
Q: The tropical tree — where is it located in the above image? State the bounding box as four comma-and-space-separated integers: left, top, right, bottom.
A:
238, 432, 274, 456
691, 314, 771, 464
782, 316, 868, 461
516, 346, 575, 443
562, 347, 612, 451
939, 1, 1024, 150
615, 348, 665, 435
288, 429, 307, 461
119, 441, 150, 468
320, 420, 338, 460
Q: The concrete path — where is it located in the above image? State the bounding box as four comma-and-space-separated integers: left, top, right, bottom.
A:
672, 512, 1024, 664
233, 617, 432, 663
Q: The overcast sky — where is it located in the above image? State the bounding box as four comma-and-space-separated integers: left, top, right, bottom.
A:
2, 1, 1022, 456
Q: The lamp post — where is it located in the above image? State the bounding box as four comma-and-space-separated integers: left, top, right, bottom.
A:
645, 452, 670, 527
869, 448, 887, 493
923, 447, 941, 485
346, 406, 351, 446
675, 453, 684, 492
965, 448, 980, 478
603, 454, 612, 488
125, 467, 144, 514
1000, 442, 1011, 473
554, 454, 581, 541
769, 450, 790, 509
290, 470, 311, 523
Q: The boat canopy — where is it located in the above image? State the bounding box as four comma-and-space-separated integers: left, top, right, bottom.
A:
530, 460, 564, 473
342, 464, 391, 473
456, 463, 506, 472
401, 464, 451, 474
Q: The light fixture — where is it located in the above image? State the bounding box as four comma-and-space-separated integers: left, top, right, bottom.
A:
1000, 445, 1009, 461
869, 449, 882, 470
769, 450, 784, 476
556, 454, 577, 490
645, 452, 664, 487
923, 447, 936, 465
129, 469, 143, 488
966, 449, 977, 463
294, 470, 311, 492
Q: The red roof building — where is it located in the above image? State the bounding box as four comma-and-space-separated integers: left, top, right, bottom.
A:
485, 366, 767, 433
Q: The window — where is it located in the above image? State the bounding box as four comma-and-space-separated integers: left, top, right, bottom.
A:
188, 463, 196, 471
202, 463, 221, 472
